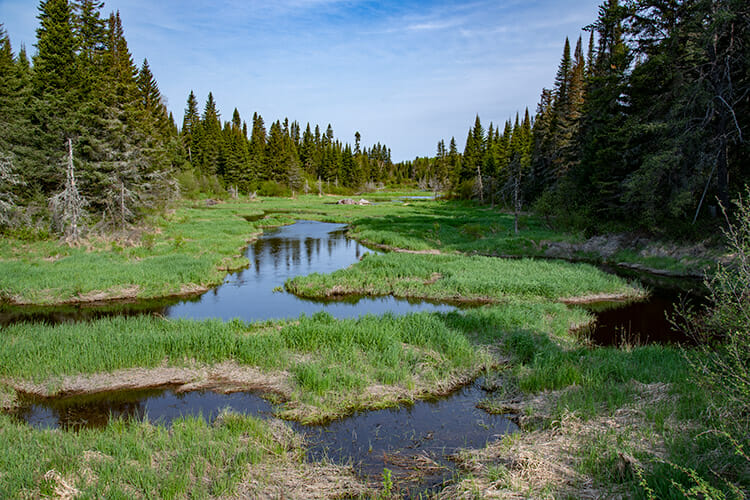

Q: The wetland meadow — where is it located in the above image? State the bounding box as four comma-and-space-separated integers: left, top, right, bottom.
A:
1, 193, 741, 499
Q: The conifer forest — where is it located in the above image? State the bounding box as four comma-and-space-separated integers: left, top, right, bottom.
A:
0, 0, 749, 499
1, 0, 748, 238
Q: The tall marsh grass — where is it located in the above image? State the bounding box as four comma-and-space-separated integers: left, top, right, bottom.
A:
288, 252, 641, 302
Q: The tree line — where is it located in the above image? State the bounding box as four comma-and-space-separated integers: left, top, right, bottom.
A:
410, 0, 749, 235
179, 91, 395, 197
0, 0, 398, 239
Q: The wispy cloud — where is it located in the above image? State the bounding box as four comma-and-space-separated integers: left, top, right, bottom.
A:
406, 19, 463, 31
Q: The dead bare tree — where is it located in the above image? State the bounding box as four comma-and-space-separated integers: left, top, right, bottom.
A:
50, 139, 87, 243
476, 164, 484, 203
0, 152, 21, 227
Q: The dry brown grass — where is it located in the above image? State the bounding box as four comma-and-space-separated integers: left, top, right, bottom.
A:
438, 382, 672, 499
6, 361, 294, 400
558, 291, 645, 305
233, 461, 372, 499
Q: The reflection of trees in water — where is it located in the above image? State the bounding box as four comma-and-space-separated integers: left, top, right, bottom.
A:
0, 304, 169, 328
15, 388, 170, 430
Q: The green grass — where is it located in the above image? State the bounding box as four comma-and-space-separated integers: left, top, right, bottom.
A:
0, 411, 291, 499
0, 192, 738, 497
287, 252, 641, 302
0, 202, 283, 304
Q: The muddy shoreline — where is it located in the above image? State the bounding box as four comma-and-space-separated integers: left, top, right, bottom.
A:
2, 361, 495, 425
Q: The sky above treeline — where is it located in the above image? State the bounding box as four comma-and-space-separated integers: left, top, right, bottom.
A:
1, 0, 602, 161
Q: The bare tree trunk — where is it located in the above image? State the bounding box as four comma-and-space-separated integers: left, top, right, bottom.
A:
119, 180, 125, 228
514, 173, 520, 234
476, 165, 484, 203
67, 139, 80, 242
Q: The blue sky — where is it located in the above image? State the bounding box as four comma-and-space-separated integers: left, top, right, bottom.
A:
1, 0, 601, 161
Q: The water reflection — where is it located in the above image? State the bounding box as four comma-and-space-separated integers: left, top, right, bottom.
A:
13, 388, 273, 431
584, 266, 706, 346
0, 221, 454, 326
165, 221, 454, 322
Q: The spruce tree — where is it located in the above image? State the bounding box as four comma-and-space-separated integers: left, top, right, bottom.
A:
249, 112, 267, 179
198, 92, 221, 175
34, 0, 78, 95
181, 90, 200, 164
137, 58, 162, 113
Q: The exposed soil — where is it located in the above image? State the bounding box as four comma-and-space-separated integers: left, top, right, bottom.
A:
354, 238, 443, 255
4, 283, 211, 307
542, 234, 726, 278
559, 291, 645, 305
5, 362, 294, 401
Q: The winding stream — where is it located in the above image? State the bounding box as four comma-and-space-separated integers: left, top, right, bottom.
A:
3, 219, 704, 495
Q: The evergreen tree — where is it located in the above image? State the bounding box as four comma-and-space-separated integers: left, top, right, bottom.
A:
181, 90, 200, 164
34, 0, 78, 96
249, 112, 267, 180
569, 0, 632, 224
198, 92, 221, 175
137, 59, 162, 113
461, 115, 485, 183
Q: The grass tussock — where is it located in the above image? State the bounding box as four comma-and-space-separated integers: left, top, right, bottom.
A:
0, 411, 306, 499
287, 252, 641, 303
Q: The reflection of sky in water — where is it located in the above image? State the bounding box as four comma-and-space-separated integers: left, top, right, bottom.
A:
165, 220, 454, 322
302, 381, 517, 477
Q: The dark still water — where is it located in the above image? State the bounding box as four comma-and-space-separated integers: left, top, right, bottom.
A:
13, 380, 516, 495
584, 268, 706, 346
12, 387, 274, 430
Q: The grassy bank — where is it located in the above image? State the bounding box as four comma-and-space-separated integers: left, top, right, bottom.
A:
287, 251, 641, 303
440, 326, 749, 499
0, 202, 296, 305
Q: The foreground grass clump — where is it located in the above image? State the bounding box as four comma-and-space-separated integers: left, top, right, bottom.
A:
287, 252, 640, 302
0, 412, 305, 499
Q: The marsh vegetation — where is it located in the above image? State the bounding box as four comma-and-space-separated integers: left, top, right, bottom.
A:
0, 193, 746, 498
